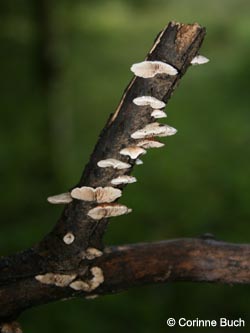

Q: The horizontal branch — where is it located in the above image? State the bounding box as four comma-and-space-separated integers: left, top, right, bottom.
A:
100, 238, 250, 289
0, 238, 249, 323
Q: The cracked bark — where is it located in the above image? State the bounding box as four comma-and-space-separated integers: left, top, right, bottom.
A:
1, 21, 248, 332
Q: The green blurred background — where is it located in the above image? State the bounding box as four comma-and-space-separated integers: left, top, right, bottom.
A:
1, 0, 250, 332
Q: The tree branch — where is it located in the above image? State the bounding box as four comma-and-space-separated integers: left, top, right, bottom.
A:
0, 239, 249, 325
37, 21, 206, 263
4, 21, 247, 332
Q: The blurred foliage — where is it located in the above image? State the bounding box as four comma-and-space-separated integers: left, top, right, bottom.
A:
0, 0, 250, 332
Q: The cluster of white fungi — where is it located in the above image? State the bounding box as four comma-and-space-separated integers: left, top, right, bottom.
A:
39, 55, 208, 292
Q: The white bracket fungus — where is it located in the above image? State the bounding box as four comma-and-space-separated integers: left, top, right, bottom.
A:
69, 280, 89, 291
151, 109, 167, 119
136, 139, 165, 149
69, 266, 104, 292
111, 175, 137, 185
131, 60, 178, 78
35, 273, 76, 287
47, 192, 72, 204
120, 146, 146, 159
133, 96, 166, 109
71, 186, 122, 203
97, 158, 131, 170
131, 122, 177, 139
135, 159, 143, 165
89, 266, 104, 290
63, 232, 75, 245
85, 247, 103, 260
87, 203, 132, 220
191, 55, 209, 65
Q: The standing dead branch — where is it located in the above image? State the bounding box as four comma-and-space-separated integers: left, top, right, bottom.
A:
1, 21, 248, 333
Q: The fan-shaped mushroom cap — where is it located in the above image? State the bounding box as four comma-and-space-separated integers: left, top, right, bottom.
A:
131, 60, 177, 78
120, 146, 146, 159
191, 55, 209, 65
87, 204, 132, 220
111, 175, 137, 185
97, 158, 131, 170
69, 267, 104, 292
136, 139, 165, 149
135, 159, 143, 165
151, 109, 167, 119
35, 273, 76, 287
47, 192, 72, 204
131, 122, 177, 139
69, 280, 89, 291
85, 247, 103, 260
71, 186, 121, 203
133, 96, 166, 109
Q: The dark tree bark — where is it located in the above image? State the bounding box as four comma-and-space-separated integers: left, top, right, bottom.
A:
1, 239, 250, 325
1, 21, 248, 333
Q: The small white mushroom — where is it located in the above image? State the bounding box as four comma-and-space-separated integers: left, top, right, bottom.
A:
63, 232, 75, 245
111, 175, 137, 185
151, 109, 167, 119
71, 187, 95, 201
87, 204, 132, 220
133, 96, 166, 109
71, 186, 122, 203
131, 122, 177, 139
89, 266, 104, 290
47, 192, 72, 204
136, 139, 165, 149
69, 267, 104, 292
131, 60, 178, 78
85, 247, 103, 260
135, 159, 143, 165
94, 187, 122, 203
120, 146, 146, 159
35, 273, 76, 287
191, 55, 209, 65
69, 280, 90, 291
157, 125, 177, 137
97, 158, 131, 170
